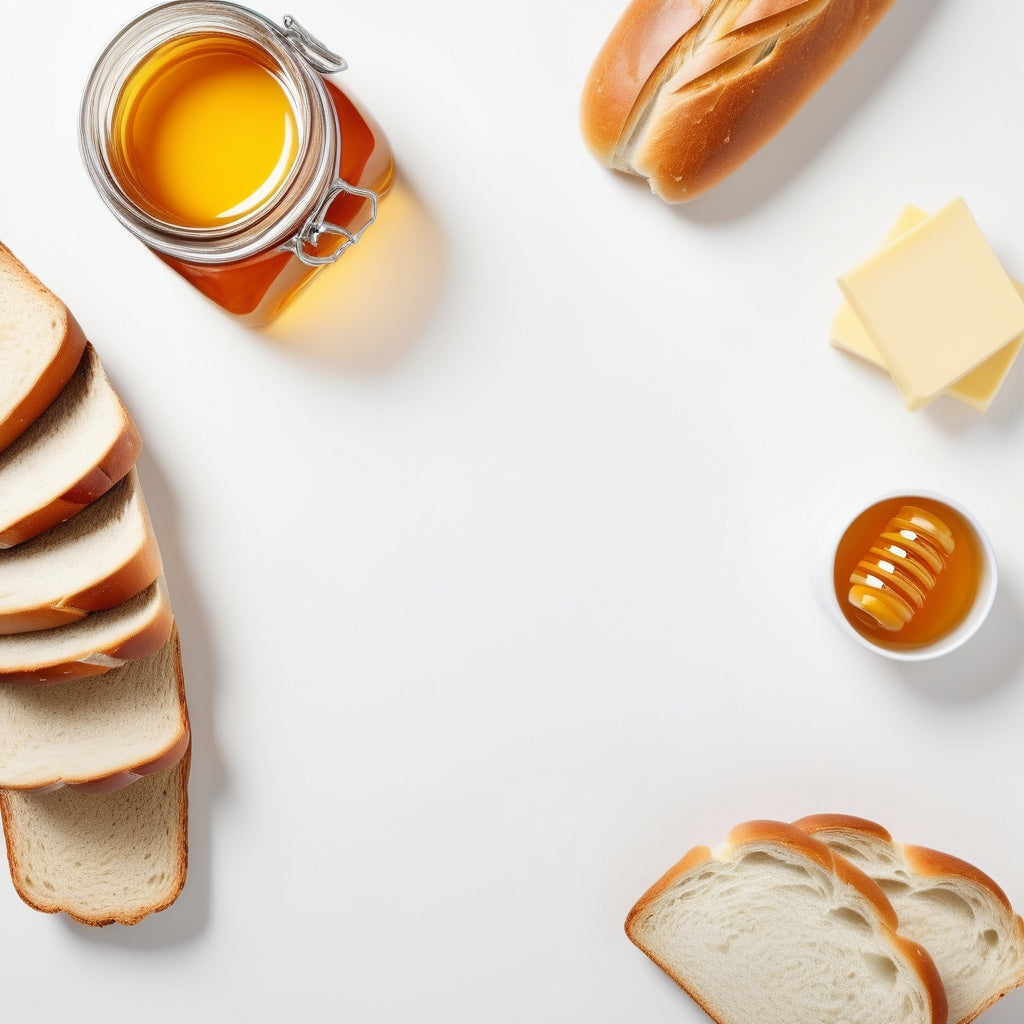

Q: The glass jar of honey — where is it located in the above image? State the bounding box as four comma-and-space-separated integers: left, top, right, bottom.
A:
80, 0, 394, 325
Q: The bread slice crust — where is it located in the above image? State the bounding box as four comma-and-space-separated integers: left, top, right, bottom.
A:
581, 0, 898, 201
626, 819, 947, 1024
0, 746, 190, 926
0, 243, 88, 452
0, 625, 189, 792
0, 470, 162, 634
0, 345, 142, 549
0, 577, 173, 684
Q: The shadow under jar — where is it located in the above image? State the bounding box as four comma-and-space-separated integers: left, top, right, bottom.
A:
80, 0, 394, 325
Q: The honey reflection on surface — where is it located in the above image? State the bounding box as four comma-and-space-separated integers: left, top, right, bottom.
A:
263, 175, 446, 368
833, 497, 983, 651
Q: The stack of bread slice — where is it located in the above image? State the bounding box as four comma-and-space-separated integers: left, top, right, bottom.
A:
626, 817, 1024, 1024
0, 243, 189, 926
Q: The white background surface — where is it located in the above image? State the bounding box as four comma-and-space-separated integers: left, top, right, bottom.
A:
1, 0, 1022, 1019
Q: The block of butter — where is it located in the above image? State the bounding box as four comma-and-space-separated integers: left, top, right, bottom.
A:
832, 206, 1024, 412
838, 199, 1024, 411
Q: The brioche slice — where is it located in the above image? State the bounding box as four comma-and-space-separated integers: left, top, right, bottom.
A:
626, 820, 947, 1024
0, 625, 187, 792
0, 470, 161, 635
0, 747, 189, 926
0, 344, 141, 549
0, 243, 87, 453
795, 814, 1024, 1024
0, 577, 171, 684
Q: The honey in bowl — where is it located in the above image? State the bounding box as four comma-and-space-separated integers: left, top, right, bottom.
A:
832, 496, 984, 651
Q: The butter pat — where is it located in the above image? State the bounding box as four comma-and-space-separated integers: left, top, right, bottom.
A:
838, 199, 1024, 410
832, 205, 1024, 412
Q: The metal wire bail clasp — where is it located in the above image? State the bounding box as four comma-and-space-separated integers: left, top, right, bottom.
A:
282, 179, 379, 267
280, 15, 348, 74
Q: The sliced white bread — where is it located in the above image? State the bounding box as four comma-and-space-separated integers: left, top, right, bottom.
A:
0, 242, 87, 453
0, 625, 187, 792
0, 343, 141, 549
0, 747, 189, 926
0, 469, 161, 635
0, 576, 172, 684
625, 820, 947, 1024
794, 814, 1024, 1024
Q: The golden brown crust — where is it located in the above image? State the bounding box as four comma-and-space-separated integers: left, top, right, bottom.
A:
3, 625, 188, 793
887, 929, 949, 1024
0, 415, 142, 549
581, 0, 706, 164
793, 812, 893, 842
581, 0, 898, 201
0, 745, 190, 927
903, 844, 1014, 913
728, 819, 898, 929
0, 244, 88, 453
0, 580, 173, 685
796, 814, 1016, 916
625, 842, 712, 938
0, 525, 162, 635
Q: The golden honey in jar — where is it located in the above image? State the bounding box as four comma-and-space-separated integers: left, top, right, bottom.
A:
832, 496, 985, 652
80, 1, 394, 325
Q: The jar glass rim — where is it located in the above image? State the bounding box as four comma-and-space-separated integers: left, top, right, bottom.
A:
80, 0, 341, 264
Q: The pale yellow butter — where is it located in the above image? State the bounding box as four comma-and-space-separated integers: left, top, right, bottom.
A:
831, 205, 1024, 412
838, 198, 1024, 410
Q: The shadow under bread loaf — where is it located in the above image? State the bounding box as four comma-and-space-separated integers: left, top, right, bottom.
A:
580, 0, 898, 202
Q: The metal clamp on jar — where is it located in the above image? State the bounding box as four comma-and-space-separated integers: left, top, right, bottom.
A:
80, 0, 395, 324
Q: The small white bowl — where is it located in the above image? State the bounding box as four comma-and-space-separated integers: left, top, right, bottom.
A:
812, 488, 998, 662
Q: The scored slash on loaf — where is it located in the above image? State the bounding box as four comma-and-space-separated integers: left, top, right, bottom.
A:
580, 0, 898, 202
626, 818, 1024, 1024
0, 241, 189, 926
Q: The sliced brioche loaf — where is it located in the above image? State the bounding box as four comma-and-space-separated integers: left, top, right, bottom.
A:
0, 243, 87, 453
794, 814, 1024, 1024
0, 747, 189, 926
625, 820, 947, 1024
0, 344, 141, 549
0, 625, 187, 792
0, 469, 161, 634
0, 576, 172, 684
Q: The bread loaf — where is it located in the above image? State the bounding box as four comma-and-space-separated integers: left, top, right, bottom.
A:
580, 0, 897, 202
625, 819, 947, 1024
